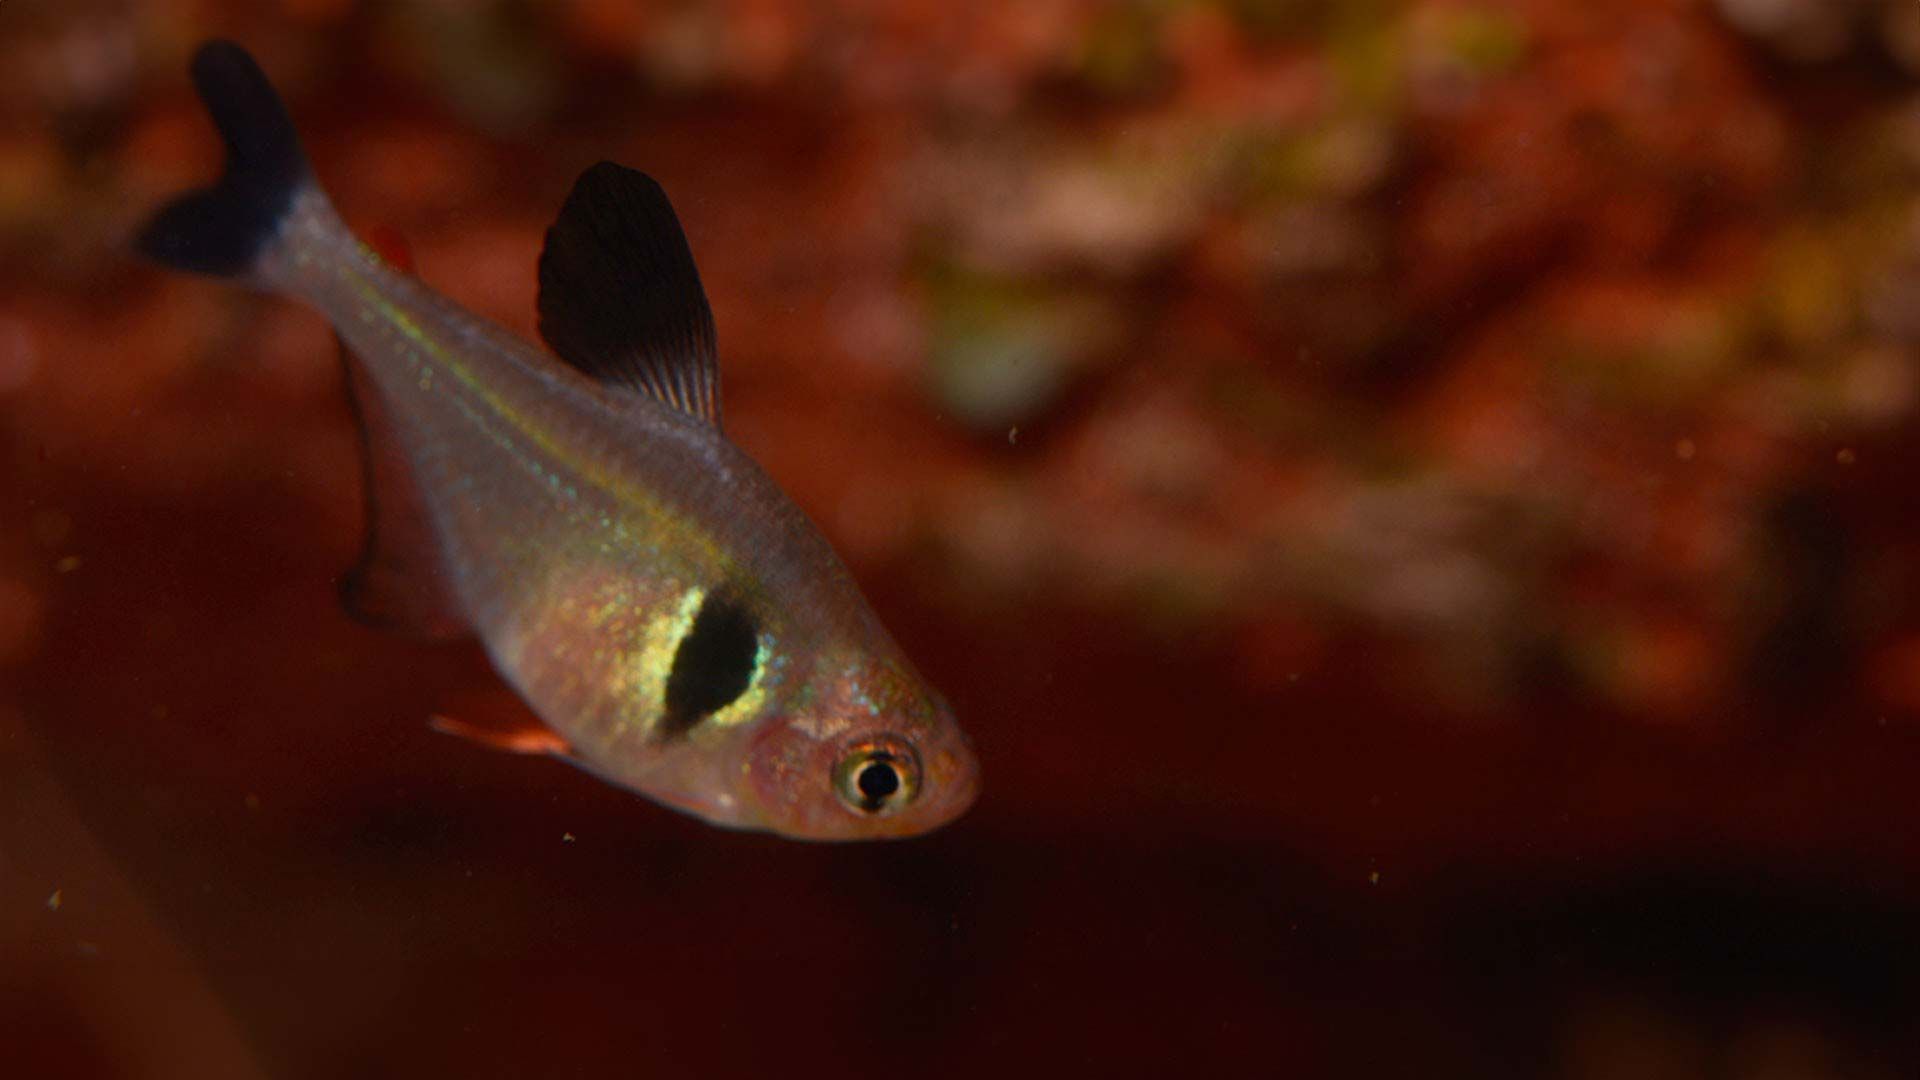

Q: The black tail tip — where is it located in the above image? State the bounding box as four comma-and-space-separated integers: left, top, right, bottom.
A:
136, 40, 309, 277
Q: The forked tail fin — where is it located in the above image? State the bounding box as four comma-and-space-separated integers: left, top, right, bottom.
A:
136, 41, 311, 277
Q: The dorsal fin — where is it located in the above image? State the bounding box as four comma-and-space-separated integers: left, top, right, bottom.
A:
536, 162, 721, 424
337, 227, 469, 639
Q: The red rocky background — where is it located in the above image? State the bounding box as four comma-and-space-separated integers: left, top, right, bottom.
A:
5, 1, 1920, 1075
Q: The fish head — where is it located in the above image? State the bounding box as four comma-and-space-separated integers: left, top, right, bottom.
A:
739, 651, 979, 841
520, 565, 976, 840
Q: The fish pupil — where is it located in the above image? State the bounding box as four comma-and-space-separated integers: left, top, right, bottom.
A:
855, 759, 900, 808
661, 593, 759, 736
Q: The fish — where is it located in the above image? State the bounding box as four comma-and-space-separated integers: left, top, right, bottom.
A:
137, 41, 979, 840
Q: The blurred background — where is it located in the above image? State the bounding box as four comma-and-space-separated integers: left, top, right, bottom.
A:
5, 0, 1920, 1075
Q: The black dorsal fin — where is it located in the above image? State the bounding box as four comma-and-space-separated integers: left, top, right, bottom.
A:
536, 162, 720, 424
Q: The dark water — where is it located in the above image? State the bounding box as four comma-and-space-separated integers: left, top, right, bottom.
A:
7, 3, 1920, 1076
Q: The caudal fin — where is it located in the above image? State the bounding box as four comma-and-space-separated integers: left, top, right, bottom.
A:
136, 41, 310, 277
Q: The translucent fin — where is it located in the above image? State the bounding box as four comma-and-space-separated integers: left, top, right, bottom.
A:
336, 228, 468, 639
536, 162, 721, 424
361, 223, 416, 274
429, 714, 573, 757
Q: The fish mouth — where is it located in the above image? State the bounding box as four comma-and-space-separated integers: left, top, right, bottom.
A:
921, 736, 981, 824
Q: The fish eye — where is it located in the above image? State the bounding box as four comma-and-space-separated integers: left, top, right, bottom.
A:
833, 739, 920, 815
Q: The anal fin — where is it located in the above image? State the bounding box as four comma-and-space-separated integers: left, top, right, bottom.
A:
337, 226, 469, 639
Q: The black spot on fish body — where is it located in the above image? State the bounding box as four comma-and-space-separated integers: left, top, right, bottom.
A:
660, 593, 759, 737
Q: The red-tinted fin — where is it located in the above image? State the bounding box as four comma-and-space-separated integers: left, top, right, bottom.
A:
336, 227, 468, 639
536, 162, 721, 425
362, 223, 417, 272
428, 714, 574, 757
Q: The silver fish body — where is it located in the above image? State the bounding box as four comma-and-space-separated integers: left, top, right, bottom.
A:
141, 42, 978, 839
